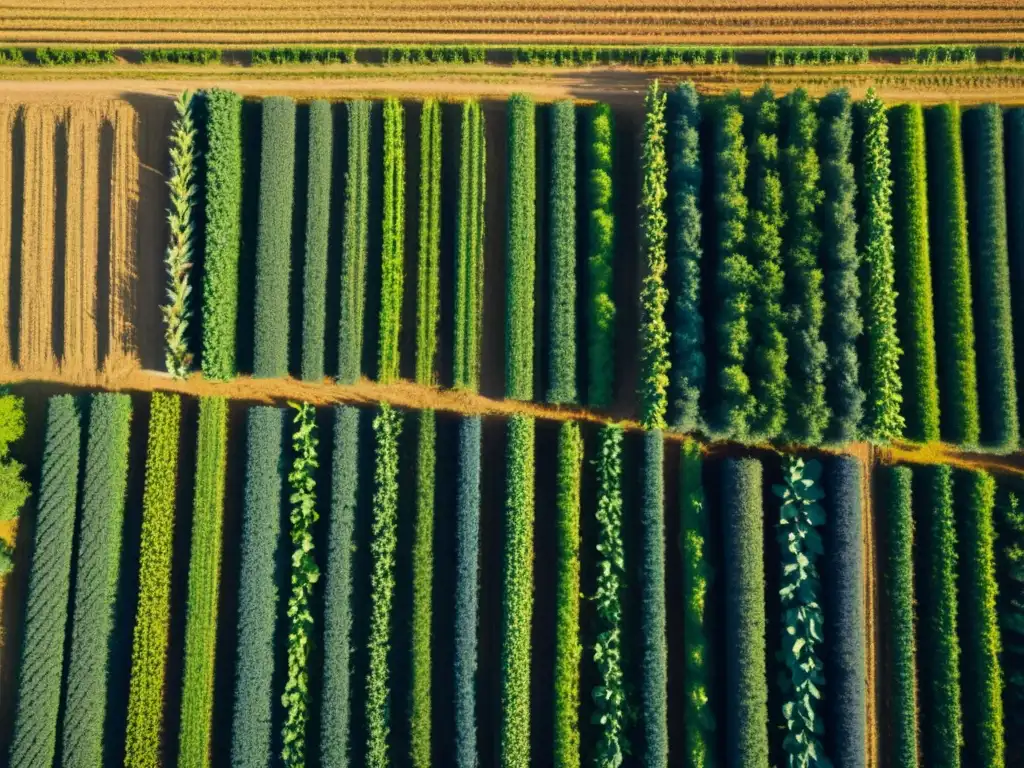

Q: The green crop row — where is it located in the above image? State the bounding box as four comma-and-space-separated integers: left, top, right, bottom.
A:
996, 490, 1024, 747
903, 45, 977, 65
252, 47, 356, 65
142, 48, 221, 64
383, 45, 486, 64
125, 392, 182, 768
585, 102, 616, 409
547, 100, 577, 405
506, 95, 536, 401
410, 410, 436, 767
455, 416, 482, 768
1007, 110, 1024, 448
338, 100, 371, 385
641, 432, 667, 766
510, 45, 733, 66
36, 47, 116, 65
767, 46, 869, 65
378, 99, 406, 384
300, 100, 333, 382
639, 81, 671, 429
178, 397, 228, 768
0, 393, 31, 520
9, 396, 81, 768
416, 100, 442, 386
453, 100, 486, 392
501, 415, 535, 766
366, 404, 403, 764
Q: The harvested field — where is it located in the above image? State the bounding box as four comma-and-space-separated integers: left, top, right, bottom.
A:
105, 101, 139, 374
0, 0, 1022, 46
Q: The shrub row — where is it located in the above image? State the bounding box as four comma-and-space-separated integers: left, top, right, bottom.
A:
722, 458, 768, 768
925, 103, 979, 446
125, 392, 182, 768
338, 100, 371, 384
178, 397, 228, 768
767, 46, 869, 65
915, 465, 963, 767
819, 89, 865, 443
454, 100, 486, 392
416, 100, 442, 386
858, 90, 905, 443
383, 45, 486, 64
36, 47, 116, 65
879, 465, 918, 767
253, 97, 296, 378
454, 416, 482, 768
668, 83, 704, 430
0, 47, 23, 64
232, 407, 284, 767
680, 441, 713, 766
956, 470, 1005, 765
410, 410, 435, 767
592, 425, 626, 767
141, 48, 221, 64
366, 404, 403, 764
0, 393, 31, 520
823, 456, 865, 766
300, 100, 333, 382
889, 103, 940, 442
905, 45, 976, 64
321, 407, 359, 767
553, 422, 582, 767
506, 95, 536, 401
547, 100, 578, 404
282, 403, 320, 766
744, 85, 786, 440
252, 47, 356, 65
8, 396, 81, 768
641, 431, 667, 766
996, 490, 1024, 747
200, 88, 243, 381
61, 394, 132, 768
501, 415, 535, 766
164, 90, 197, 378
510, 45, 733, 66
586, 103, 616, 408
639, 81, 671, 429
378, 98, 406, 384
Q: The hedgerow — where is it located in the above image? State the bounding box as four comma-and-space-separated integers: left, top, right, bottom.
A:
781, 88, 829, 444
956, 469, 1005, 766
767, 46, 869, 65
8, 396, 81, 768
416, 100, 442, 386
889, 103, 940, 442
1006, 109, 1024, 443
178, 396, 228, 768
163, 90, 197, 377
924, 104, 979, 445
378, 98, 405, 383
252, 47, 355, 65
823, 456, 865, 766
553, 422, 582, 767
253, 96, 296, 378
141, 48, 221, 64
915, 465, 962, 767
906, 45, 976, 64
858, 89, 905, 443
744, 85, 787, 440
282, 403, 320, 766
587, 103, 616, 408
592, 425, 626, 767
818, 89, 864, 443
366, 404, 403, 765
35, 47, 115, 65
639, 81, 671, 429
0, 47, 23, 64
410, 410, 435, 767
232, 407, 284, 767
510, 45, 733, 66
454, 100, 486, 392
668, 83, 704, 430
455, 416, 482, 768
722, 458, 768, 768
680, 441, 713, 767
711, 94, 754, 438
125, 392, 182, 768
382, 45, 485, 64
641, 431, 667, 766
773, 457, 827, 764
300, 100, 333, 382
879, 465, 918, 767
200, 88, 243, 381
321, 406, 359, 767
963, 104, 1018, 451
61, 393, 132, 768
0, 393, 31, 520
501, 415, 535, 766
548, 100, 577, 404
996, 490, 1024, 748
338, 100, 370, 385
506, 95, 536, 401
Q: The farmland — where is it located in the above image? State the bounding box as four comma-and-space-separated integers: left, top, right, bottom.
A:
6, 12, 1024, 768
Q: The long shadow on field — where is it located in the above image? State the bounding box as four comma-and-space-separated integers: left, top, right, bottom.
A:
8, 108, 24, 363
289, 104, 311, 379
398, 101, 422, 384
323, 103, 348, 382
480, 101, 508, 401
51, 118, 68, 364
95, 121, 113, 371
431, 412, 458, 762
437, 103, 460, 389
236, 99, 262, 376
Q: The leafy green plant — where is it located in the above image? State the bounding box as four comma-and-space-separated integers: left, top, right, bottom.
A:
592, 425, 627, 767
554, 422, 582, 767
586, 103, 616, 408
548, 100, 578, 404
501, 415, 535, 765
252, 47, 356, 64
639, 81, 671, 429
300, 100, 333, 382
8, 396, 80, 768
454, 100, 486, 392
366, 403, 403, 765
35, 47, 115, 65
772, 456, 828, 765
642, 431, 667, 766
858, 89, 904, 443
142, 48, 221, 64
125, 392, 181, 768
455, 416, 482, 768
506, 94, 536, 401
0, 393, 31, 520
338, 100, 371, 384
378, 98, 405, 383
416, 100, 442, 386
163, 90, 197, 377
410, 410, 435, 767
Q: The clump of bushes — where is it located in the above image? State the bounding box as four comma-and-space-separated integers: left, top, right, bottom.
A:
252, 47, 355, 65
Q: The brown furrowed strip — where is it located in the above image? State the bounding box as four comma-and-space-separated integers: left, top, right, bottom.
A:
104, 101, 138, 374
62, 105, 101, 374
0, 104, 14, 368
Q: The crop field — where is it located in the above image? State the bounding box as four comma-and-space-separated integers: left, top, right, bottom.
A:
5, 19, 1024, 768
